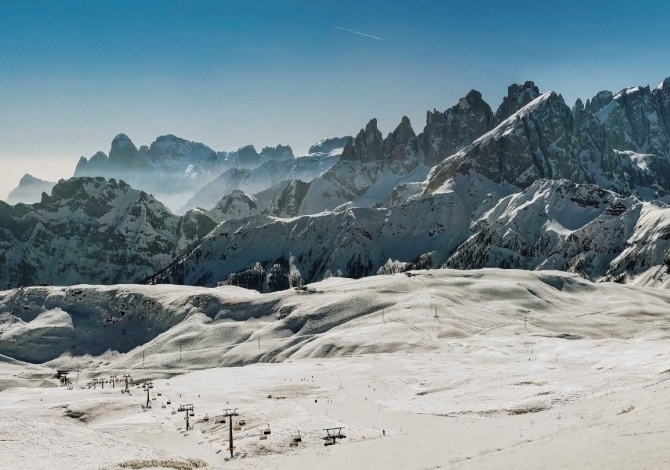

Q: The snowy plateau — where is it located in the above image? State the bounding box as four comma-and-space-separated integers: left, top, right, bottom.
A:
2, 77, 670, 469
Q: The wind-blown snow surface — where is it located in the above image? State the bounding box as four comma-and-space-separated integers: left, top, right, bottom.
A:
2, 269, 670, 469
3, 268, 670, 368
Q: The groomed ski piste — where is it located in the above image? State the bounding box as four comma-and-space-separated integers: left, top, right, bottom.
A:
1, 268, 670, 469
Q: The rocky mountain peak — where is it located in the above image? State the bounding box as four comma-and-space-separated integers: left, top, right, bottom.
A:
259, 144, 294, 162
496, 81, 541, 121
585, 90, 614, 114
340, 118, 385, 163
5, 174, 57, 205
423, 89, 496, 167
383, 116, 418, 168
237, 145, 259, 168
210, 189, 259, 222
111, 133, 133, 147
147, 134, 218, 163
457, 90, 489, 113
658, 77, 670, 136
390, 116, 416, 145
18, 174, 47, 186
90, 151, 108, 163
308, 136, 351, 155
109, 134, 142, 170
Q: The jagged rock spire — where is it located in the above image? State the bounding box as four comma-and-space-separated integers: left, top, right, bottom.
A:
496, 81, 541, 121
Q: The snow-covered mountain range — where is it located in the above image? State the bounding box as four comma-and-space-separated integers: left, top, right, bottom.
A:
2, 76, 670, 292
149, 77, 670, 290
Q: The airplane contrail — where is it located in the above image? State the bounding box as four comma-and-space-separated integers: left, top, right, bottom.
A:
305, 17, 383, 41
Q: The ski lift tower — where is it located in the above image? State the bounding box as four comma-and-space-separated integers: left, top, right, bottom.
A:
222, 408, 239, 458
56, 370, 71, 387
142, 381, 153, 408
110, 374, 117, 388
122, 374, 132, 393
322, 427, 346, 446
178, 404, 194, 431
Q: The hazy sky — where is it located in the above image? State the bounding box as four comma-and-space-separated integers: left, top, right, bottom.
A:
1, 0, 669, 199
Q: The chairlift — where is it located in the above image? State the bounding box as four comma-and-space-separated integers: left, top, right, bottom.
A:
238, 419, 246, 426
263, 425, 271, 435
323, 427, 346, 446
167, 398, 171, 405
293, 431, 302, 443
203, 414, 209, 422
190, 411, 195, 417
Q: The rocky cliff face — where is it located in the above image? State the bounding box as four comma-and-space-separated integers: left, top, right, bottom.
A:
426, 79, 670, 200
298, 117, 425, 214
179, 76, 670, 230
0, 177, 216, 289
496, 81, 541, 121
423, 90, 497, 167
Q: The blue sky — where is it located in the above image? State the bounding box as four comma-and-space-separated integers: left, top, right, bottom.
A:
0, 0, 669, 196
